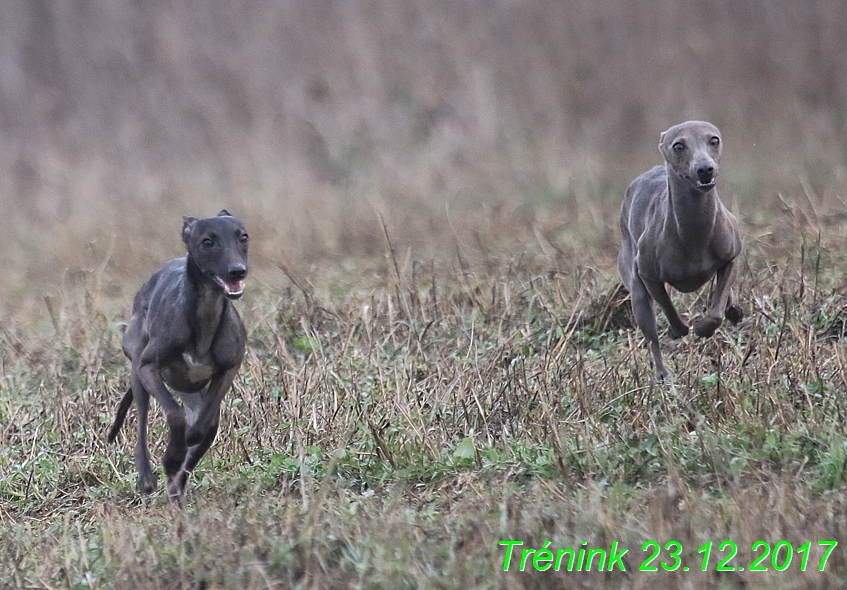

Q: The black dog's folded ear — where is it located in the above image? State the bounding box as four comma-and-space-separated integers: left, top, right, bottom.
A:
182, 216, 198, 244
217, 209, 232, 217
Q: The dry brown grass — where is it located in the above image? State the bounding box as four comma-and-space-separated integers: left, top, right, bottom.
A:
4, 2, 847, 587
3, 185, 847, 587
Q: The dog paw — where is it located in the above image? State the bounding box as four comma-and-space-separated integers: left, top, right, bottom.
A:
725, 304, 744, 325
693, 316, 721, 338
166, 472, 188, 509
668, 323, 689, 339
137, 472, 158, 494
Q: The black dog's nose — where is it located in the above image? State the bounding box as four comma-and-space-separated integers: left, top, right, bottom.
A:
697, 164, 715, 183
228, 264, 247, 280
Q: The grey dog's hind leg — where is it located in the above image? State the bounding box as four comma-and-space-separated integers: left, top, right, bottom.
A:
629, 273, 670, 380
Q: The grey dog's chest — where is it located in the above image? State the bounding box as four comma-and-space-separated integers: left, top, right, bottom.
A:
657, 252, 723, 293
160, 351, 214, 393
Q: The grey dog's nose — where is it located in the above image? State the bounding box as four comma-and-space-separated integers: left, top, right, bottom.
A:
697, 164, 715, 183
228, 264, 247, 280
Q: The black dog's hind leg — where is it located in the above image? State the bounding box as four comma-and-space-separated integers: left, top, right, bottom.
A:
131, 373, 159, 494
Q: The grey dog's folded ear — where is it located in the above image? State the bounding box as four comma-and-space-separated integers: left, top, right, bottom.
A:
217, 209, 231, 217
658, 130, 667, 152
182, 216, 198, 244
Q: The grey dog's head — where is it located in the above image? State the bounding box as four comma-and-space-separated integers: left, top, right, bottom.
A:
182, 210, 250, 299
659, 120, 722, 193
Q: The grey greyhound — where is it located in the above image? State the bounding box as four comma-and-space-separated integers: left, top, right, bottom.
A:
108, 210, 249, 506
618, 120, 743, 380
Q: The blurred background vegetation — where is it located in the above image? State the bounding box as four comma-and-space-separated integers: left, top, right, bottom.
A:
5, 5, 847, 585
1, 0, 846, 307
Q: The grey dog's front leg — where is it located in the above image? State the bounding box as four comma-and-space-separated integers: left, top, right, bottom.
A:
642, 277, 690, 339
694, 258, 738, 338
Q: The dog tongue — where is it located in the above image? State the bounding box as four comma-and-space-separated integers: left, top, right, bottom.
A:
224, 279, 245, 295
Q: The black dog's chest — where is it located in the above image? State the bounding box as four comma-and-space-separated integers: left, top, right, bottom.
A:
160, 351, 214, 393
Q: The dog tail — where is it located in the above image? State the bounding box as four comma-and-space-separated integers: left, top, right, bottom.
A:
107, 387, 134, 443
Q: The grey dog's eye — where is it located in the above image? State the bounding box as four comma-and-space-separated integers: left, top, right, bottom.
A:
202, 237, 214, 248
240, 234, 249, 244
709, 136, 720, 148
672, 142, 685, 153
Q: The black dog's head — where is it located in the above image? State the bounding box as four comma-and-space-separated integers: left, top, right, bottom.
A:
182, 210, 250, 299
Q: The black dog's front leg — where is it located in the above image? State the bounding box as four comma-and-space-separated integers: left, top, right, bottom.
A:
184, 367, 239, 447
137, 353, 188, 506
167, 367, 239, 505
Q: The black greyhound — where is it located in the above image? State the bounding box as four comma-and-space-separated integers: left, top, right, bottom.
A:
108, 210, 249, 507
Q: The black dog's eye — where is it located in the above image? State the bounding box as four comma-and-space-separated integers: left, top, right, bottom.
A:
202, 237, 214, 248
672, 142, 685, 153
709, 136, 720, 148
240, 233, 249, 244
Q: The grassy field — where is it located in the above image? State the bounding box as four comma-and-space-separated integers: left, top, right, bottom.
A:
4, 1, 847, 588
3, 185, 847, 589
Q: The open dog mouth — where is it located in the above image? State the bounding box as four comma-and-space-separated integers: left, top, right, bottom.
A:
212, 275, 246, 299
687, 174, 717, 190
